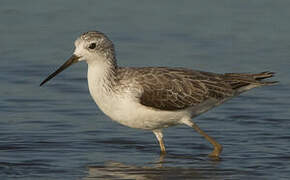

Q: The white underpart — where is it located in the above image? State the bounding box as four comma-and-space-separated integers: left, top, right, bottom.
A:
84, 56, 190, 130
73, 40, 227, 131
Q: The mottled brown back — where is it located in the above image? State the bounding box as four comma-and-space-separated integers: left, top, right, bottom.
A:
117, 67, 276, 111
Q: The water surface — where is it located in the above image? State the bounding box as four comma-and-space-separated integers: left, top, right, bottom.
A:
1, 0, 290, 179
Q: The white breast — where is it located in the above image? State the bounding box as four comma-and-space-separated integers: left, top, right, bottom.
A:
87, 63, 189, 130
93, 93, 188, 130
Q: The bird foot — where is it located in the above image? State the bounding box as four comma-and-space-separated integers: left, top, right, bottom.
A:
160, 150, 167, 156
208, 144, 222, 158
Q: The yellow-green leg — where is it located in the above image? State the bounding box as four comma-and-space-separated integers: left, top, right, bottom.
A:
153, 130, 166, 154
182, 119, 222, 157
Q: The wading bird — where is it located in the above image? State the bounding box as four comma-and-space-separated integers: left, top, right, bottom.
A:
40, 31, 276, 157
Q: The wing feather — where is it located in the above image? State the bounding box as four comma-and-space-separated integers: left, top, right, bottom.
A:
117, 67, 235, 111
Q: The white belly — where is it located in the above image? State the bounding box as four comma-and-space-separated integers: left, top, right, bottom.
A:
87, 64, 189, 130
91, 91, 188, 130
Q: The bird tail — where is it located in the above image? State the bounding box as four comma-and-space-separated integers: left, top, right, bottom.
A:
223, 71, 278, 92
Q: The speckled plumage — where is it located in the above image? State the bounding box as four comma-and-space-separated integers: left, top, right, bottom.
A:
115, 67, 275, 111
41, 31, 277, 157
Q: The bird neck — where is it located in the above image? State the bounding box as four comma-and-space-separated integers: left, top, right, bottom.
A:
87, 55, 118, 95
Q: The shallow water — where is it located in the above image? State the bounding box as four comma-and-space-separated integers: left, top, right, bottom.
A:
1, 0, 290, 179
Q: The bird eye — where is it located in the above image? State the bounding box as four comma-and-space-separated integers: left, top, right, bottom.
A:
88, 43, 96, 49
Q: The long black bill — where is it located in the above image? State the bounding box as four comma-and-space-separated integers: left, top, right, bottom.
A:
40, 54, 80, 86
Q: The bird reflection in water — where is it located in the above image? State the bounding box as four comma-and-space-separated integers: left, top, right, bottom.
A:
83, 155, 223, 180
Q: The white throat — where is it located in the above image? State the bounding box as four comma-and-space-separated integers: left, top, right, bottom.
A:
87, 55, 116, 91
86, 55, 118, 116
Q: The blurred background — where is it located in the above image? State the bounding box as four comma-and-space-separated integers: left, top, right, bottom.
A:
1, 0, 289, 179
